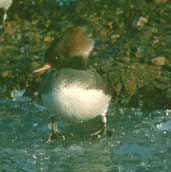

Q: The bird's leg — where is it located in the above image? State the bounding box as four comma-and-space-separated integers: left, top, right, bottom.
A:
47, 116, 65, 143
3, 11, 7, 24
91, 105, 109, 137
91, 115, 107, 136
91, 106, 108, 136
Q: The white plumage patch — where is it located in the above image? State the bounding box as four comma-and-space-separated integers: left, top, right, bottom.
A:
82, 40, 95, 58
0, 0, 12, 10
42, 85, 111, 121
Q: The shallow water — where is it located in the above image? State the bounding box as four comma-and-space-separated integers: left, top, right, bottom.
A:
0, 99, 171, 172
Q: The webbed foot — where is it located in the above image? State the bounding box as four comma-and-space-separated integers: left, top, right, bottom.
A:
47, 116, 65, 143
90, 121, 106, 137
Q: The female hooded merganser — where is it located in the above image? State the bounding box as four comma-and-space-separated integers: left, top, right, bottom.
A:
34, 26, 111, 142
0, 0, 12, 24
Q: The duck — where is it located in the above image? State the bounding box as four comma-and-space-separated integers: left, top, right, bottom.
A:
34, 26, 111, 142
0, 0, 13, 25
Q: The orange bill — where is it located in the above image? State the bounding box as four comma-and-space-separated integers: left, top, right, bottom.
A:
33, 64, 51, 73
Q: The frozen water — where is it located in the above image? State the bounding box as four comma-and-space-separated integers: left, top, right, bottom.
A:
0, 99, 171, 172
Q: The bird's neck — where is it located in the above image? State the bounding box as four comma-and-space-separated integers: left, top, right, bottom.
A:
58, 57, 88, 70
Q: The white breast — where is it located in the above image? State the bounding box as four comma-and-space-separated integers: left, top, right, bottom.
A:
0, 0, 12, 10
42, 85, 111, 121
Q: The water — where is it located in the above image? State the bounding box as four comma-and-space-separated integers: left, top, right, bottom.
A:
0, 99, 171, 172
